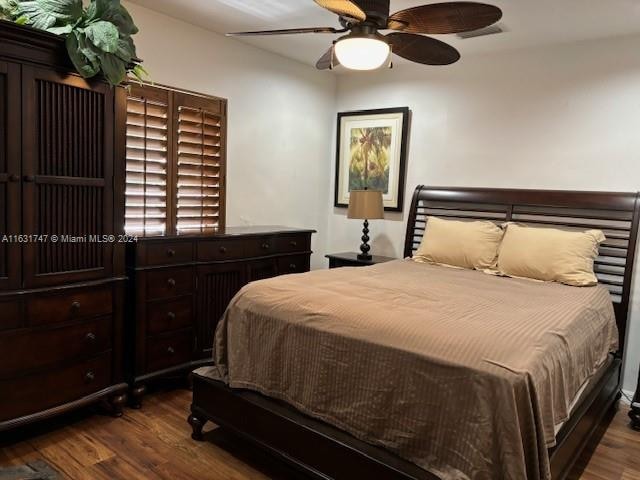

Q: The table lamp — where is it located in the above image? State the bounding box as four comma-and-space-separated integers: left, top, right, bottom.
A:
348, 190, 384, 261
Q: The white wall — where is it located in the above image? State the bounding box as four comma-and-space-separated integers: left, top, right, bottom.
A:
123, 2, 337, 269
329, 34, 640, 393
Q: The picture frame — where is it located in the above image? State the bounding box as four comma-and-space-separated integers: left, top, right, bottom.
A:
334, 107, 410, 212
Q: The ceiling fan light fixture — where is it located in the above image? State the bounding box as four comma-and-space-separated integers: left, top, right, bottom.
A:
334, 35, 390, 71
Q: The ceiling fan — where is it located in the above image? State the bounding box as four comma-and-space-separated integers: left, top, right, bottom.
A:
227, 1, 503, 71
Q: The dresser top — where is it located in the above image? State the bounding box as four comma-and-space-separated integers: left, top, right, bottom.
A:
134, 226, 316, 242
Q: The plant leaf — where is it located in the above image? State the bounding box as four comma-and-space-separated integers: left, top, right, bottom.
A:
99, 52, 126, 86
114, 35, 136, 63
65, 31, 99, 78
0, 0, 18, 20
84, 20, 119, 53
47, 24, 72, 35
131, 63, 149, 83
86, 0, 138, 35
76, 32, 101, 72
17, 0, 82, 30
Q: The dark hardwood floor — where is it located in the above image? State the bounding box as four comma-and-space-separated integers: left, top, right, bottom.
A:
1, 389, 638, 480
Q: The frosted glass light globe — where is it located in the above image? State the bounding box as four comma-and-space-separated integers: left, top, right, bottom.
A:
334, 37, 390, 71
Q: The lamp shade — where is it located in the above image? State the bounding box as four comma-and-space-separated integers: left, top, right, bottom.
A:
347, 190, 384, 220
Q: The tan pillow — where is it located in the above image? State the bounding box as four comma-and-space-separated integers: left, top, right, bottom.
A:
413, 217, 504, 270
497, 224, 605, 286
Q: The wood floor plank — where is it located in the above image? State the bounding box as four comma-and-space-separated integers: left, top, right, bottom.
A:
1, 389, 639, 480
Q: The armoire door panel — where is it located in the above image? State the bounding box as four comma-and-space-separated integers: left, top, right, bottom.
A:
0, 62, 21, 291
196, 263, 246, 357
21, 66, 114, 287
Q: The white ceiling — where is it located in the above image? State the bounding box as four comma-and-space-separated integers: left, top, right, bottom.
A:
128, 0, 640, 68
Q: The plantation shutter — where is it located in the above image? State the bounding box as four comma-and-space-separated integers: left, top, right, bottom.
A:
124, 85, 171, 235
124, 83, 226, 236
175, 92, 225, 233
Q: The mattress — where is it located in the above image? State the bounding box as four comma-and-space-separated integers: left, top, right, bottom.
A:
203, 260, 618, 480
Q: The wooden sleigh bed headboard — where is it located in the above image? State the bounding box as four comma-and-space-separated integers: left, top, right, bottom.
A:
404, 186, 640, 356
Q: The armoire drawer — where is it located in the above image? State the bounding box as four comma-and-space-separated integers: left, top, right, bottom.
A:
277, 255, 311, 275
145, 241, 193, 267
276, 234, 310, 254
147, 297, 193, 335
146, 330, 192, 372
146, 267, 194, 300
26, 287, 113, 326
0, 317, 112, 378
0, 354, 111, 422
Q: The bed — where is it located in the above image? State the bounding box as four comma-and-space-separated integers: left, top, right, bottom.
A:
188, 186, 640, 480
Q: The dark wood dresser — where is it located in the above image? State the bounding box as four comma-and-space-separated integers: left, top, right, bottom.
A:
125, 226, 314, 407
0, 22, 127, 431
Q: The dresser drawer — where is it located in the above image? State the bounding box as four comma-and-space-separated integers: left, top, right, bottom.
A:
0, 316, 112, 378
146, 330, 192, 372
0, 354, 111, 422
0, 300, 21, 331
145, 241, 193, 267
198, 239, 245, 261
277, 255, 311, 275
26, 287, 112, 327
276, 234, 310, 254
147, 297, 193, 335
146, 267, 194, 300
244, 236, 277, 257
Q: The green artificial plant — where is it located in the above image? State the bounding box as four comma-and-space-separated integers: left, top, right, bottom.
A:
1, 0, 147, 86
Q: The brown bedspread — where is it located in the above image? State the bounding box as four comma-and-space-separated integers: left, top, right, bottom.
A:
205, 260, 617, 480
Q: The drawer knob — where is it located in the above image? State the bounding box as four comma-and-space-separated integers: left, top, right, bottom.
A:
71, 301, 81, 311
219, 246, 227, 254
167, 311, 176, 320
167, 346, 175, 355
9, 173, 19, 182
262, 243, 270, 250
85, 371, 96, 383
85, 332, 96, 343
290, 241, 298, 247
167, 248, 176, 257
167, 278, 176, 288
289, 264, 297, 270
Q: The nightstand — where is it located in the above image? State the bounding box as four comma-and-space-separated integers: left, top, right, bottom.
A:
326, 252, 396, 269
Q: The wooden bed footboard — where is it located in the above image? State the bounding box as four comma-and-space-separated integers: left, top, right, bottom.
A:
189, 358, 620, 480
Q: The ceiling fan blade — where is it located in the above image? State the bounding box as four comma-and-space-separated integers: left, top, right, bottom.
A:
316, 47, 339, 70
388, 2, 502, 34
314, 0, 366, 22
386, 33, 460, 65
227, 27, 343, 36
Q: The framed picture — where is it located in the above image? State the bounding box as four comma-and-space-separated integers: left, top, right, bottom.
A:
335, 107, 410, 212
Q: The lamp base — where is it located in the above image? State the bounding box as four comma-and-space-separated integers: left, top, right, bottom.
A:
358, 220, 372, 261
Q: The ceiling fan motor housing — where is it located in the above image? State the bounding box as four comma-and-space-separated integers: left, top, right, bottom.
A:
354, 0, 391, 26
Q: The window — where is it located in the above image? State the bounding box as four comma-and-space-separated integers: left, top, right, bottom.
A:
125, 84, 227, 236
